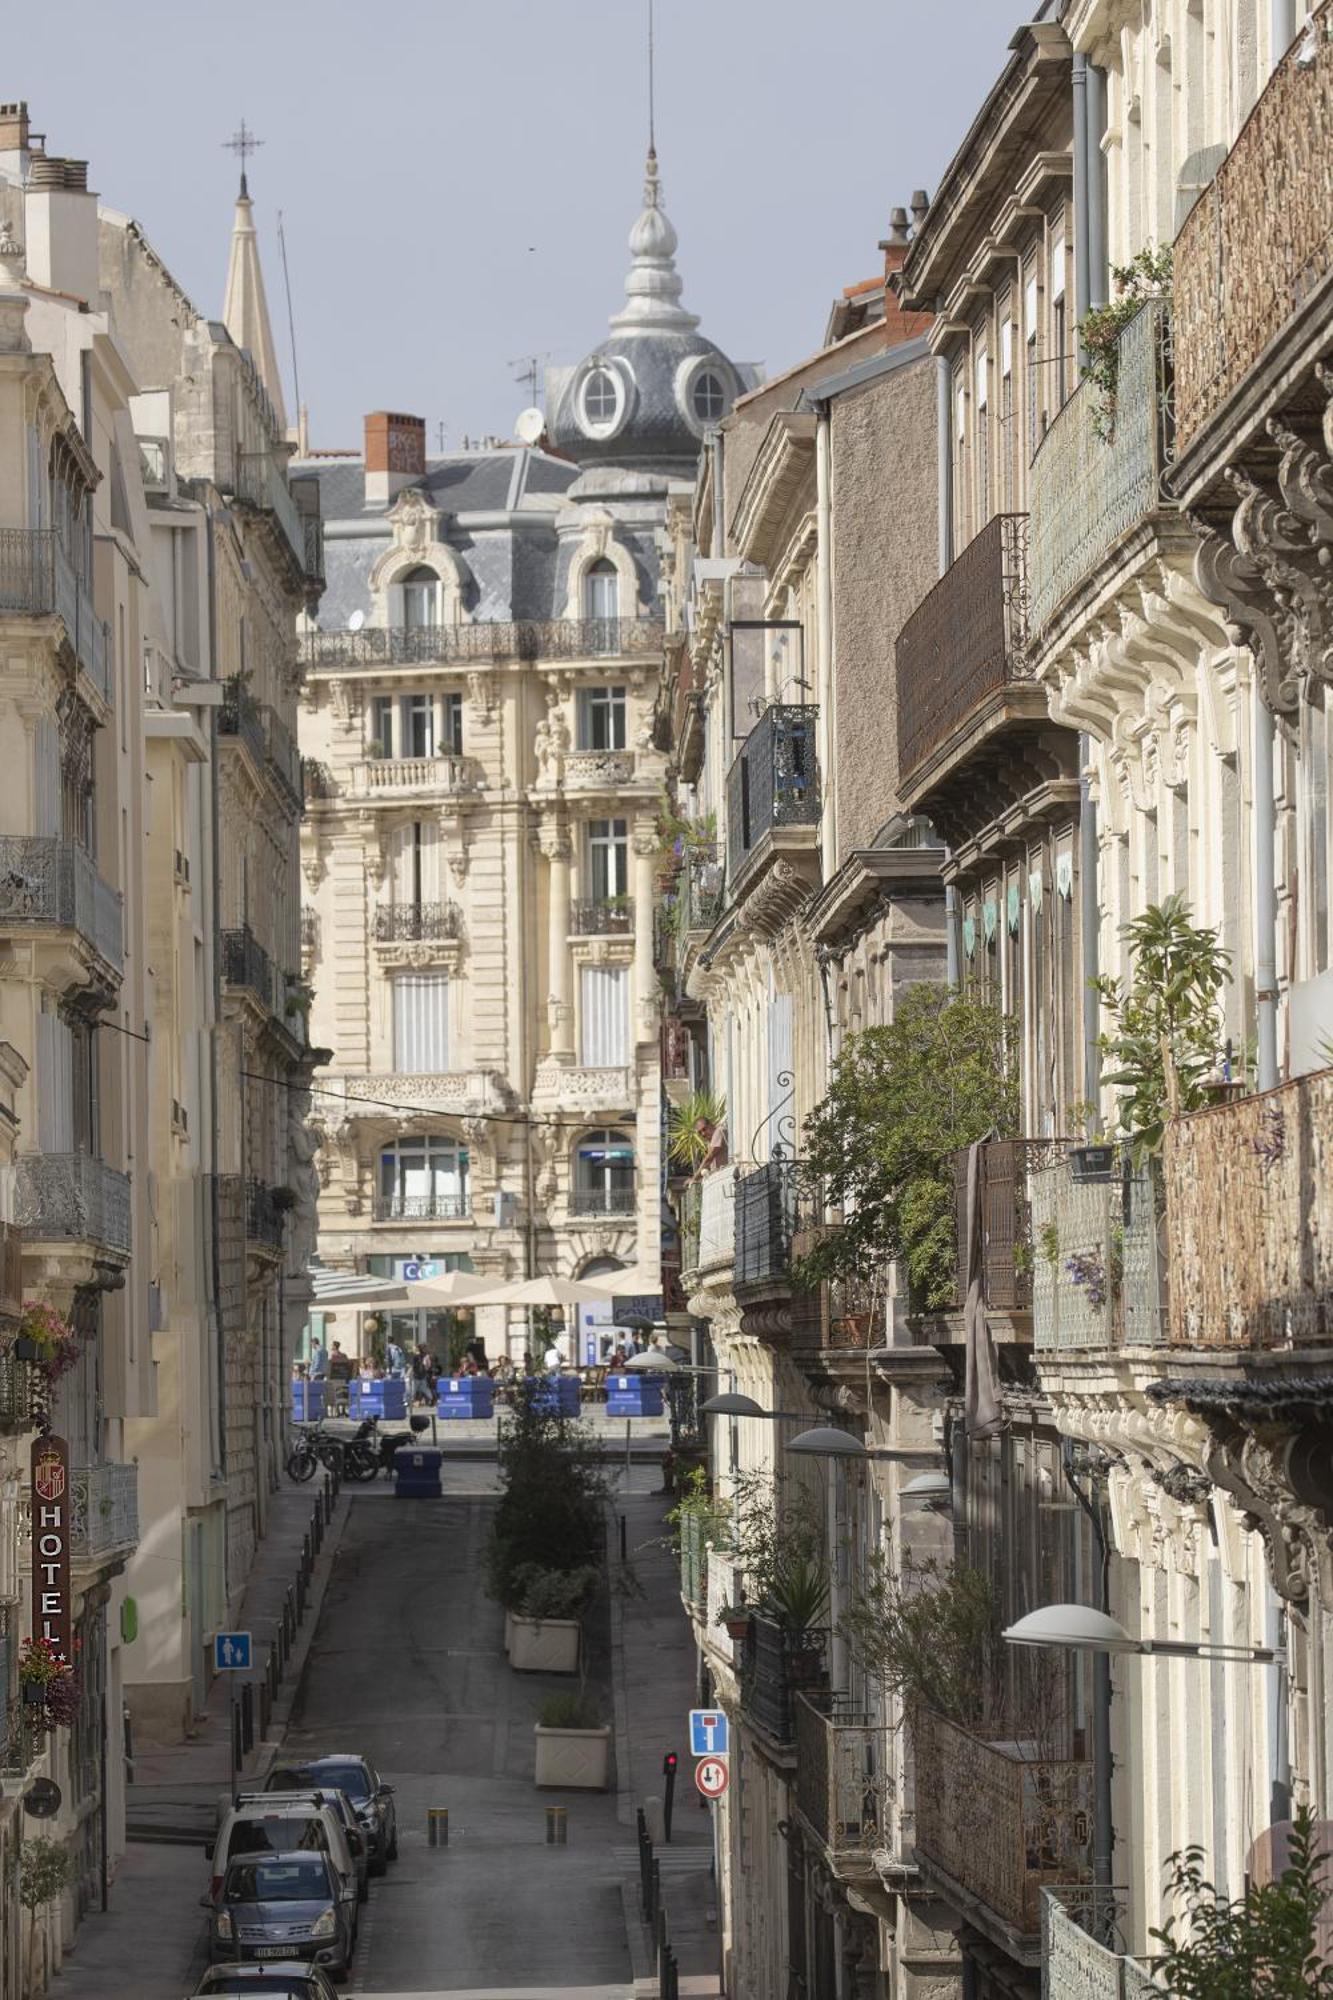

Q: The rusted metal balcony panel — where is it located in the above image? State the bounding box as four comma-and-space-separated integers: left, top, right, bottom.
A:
1164, 1069, 1333, 1349
795, 1694, 895, 1877
913, 1709, 1093, 1952
1174, 4, 1333, 453
1030, 1149, 1167, 1356
1028, 304, 1174, 637
897, 514, 1030, 787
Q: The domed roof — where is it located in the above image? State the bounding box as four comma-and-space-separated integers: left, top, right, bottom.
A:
548, 150, 747, 477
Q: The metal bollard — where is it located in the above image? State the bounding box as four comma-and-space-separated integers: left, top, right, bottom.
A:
427, 1807, 449, 1847
240, 1681, 254, 1753
545, 1805, 568, 1845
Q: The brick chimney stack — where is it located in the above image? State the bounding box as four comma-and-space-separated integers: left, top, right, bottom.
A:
364, 412, 426, 508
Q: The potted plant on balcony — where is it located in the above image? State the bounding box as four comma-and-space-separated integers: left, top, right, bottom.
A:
1078, 243, 1172, 441
1095, 895, 1231, 1159
533, 1689, 611, 1790
18, 1638, 79, 1735
14, 1303, 79, 1383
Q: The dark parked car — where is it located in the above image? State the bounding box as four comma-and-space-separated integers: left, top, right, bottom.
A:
204, 1852, 353, 1980
266, 1757, 397, 1876
192, 1965, 340, 1999
251, 1789, 369, 1903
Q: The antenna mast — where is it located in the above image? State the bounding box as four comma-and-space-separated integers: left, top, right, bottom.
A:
648, 0, 656, 152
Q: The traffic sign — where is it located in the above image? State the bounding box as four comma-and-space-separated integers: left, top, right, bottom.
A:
213, 1631, 251, 1672
689, 1709, 729, 1758
695, 1757, 729, 1799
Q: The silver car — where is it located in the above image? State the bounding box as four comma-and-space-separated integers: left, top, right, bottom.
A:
205, 1852, 353, 1980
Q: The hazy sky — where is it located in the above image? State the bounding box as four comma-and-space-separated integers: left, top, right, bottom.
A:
16, 1, 1028, 449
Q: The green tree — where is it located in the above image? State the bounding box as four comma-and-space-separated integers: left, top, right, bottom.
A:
1151, 1807, 1333, 1997
839, 1554, 1006, 1732
486, 1380, 608, 1610
1095, 894, 1230, 1157
794, 986, 1018, 1312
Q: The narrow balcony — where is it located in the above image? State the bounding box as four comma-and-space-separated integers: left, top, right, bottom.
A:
11, 1152, 131, 1256
302, 758, 335, 803
1042, 1887, 1161, 1999
680, 1166, 735, 1283
734, 1158, 799, 1291
1174, 7, 1333, 455
350, 755, 472, 799
678, 1506, 727, 1622
1028, 302, 1174, 639
562, 750, 637, 790
896, 513, 1032, 799
569, 1183, 636, 1218
70, 1460, 139, 1567
1163, 1068, 1333, 1349
336, 1068, 511, 1118
231, 451, 317, 583
740, 1612, 828, 1749
949, 1139, 1070, 1319
0, 1349, 40, 1434
725, 704, 820, 891
218, 675, 269, 771
794, 1693, 895, 1882
372, 902, 462, 944
0, 834, 124, 977
0, 527, 111, 705
264, 705, 303, 810
372, 1190, 470, 1223
221, 924, 275, 1012
300, 617, 665, 672
570, 898, 633, 936
1029, 1147, 1167, 1357
912, 1708, 1094, 1960
245, 1178, 286, 1253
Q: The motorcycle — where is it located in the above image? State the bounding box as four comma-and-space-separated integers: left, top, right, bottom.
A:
285, 1419, 346, 1484
346, 1414, 432, 1480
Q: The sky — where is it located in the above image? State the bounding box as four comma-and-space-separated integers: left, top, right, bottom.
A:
15, 0, 1029, 450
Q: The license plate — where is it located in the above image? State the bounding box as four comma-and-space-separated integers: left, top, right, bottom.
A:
256, 1946, 293, 1958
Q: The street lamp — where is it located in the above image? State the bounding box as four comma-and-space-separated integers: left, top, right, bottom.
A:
786, 1425, 939, 1464
899, 1469, 953, 1506
1004, 1604, 1286, 1665
701, 1393, 803, 1420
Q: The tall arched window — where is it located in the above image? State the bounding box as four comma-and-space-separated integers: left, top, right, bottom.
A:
583, 558, 619, 625
572, 1128, 635, 1215
376, 1135, 468, 1221
402, 565, 440, 632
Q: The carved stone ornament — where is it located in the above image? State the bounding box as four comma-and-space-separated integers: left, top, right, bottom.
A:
467, 671, 495, 724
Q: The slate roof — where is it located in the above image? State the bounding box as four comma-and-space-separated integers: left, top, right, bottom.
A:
294, 449, 578, 525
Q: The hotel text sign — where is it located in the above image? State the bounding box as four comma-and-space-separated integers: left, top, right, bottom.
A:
31, 1435, 72, 1662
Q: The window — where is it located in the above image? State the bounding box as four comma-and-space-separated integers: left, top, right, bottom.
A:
393, 973, 450, 1073
586, 817, 628, 902
580, 965, 629, 1066
691, 371, 726, 424
377, 1136, 468, 1221
371, 695, 393, 759
441, 692, 464, 756
580, 368, 621, 432
975, 346, 990, 526
402, 566, 439, 631
1025, 267, 1042, 458
391, 820, 440, 908
584, 558, 620, 626
372, 692, 463, 759
401, 691, 434, 758
573, 1128, 634, 1214
577, 686, 627, 751
1051, 231, 1068, 412
1000, 314, 1015, 511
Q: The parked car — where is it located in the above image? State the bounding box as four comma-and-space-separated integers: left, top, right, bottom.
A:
265, 1756, 397, 1875
252, 1790, 369, 1903
203, 1852, 352, 1979
192, 1963, 341, 1999
208, 1799, 359, 1941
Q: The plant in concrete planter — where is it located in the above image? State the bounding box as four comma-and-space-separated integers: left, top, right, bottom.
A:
488, 1381, 607, 1672
534, 1690, 611, 1791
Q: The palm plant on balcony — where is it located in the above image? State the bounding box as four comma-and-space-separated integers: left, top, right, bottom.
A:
1095, 894, 1231, 1158
1079, 243, 1172, 441
667, 1089, 726, 1176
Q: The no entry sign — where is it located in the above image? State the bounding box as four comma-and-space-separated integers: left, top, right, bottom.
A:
694, 1756, 730, 1799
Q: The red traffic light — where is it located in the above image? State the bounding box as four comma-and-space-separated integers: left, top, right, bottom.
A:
663, 1751, 678, 1773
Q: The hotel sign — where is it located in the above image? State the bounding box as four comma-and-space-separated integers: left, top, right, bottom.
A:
31, 1435, 72, 1663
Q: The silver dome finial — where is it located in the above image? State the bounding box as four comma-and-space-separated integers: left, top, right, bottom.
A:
610, 145, 699, 334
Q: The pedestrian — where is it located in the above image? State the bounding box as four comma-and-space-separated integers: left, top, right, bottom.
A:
521, 1349, 534, 1378
326, 1340, 352, 1413
309, 1339, 328, 1383
387, 1335, 406, 1377
543, 1337, 562, 1372
411, 1348, 430, 1406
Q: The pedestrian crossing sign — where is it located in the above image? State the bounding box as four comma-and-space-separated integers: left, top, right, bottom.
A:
689, 1709, 729, 1758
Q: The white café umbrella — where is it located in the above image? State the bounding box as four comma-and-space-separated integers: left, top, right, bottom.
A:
402, 1271, 499, 1307
581, 1266, 665, 1299
498, 1274, 621, 1308
308, 1271, 409, 1311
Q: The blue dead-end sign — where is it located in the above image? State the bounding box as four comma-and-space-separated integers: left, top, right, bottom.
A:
214, 1631, 252, 1672
689, 1708, 729, 1758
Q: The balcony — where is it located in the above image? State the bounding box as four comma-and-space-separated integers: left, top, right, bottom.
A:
231, 451, 316, 581
674, 844, 724, 983
0, 1349, 39, 1433
302, 758, 335, 803
1028, 303, 1174, 638
562, 750, 636, 790
897, 513, 1031, 793
221, 924, 275, 1012
245, 1178, 286, 1252
372, 902, 462, 944
337, 1068, 512, 1119
1042, 1887, 1162, 1999
70, 1460, 139, 1567
11, 1152, 131, 1256
350, 755, 471, 798
264, 705, 303, 809
300, 617, 665, 672
678, 1507, 728, 1621
0, 1697, 37, 1785
0, 834, 124, 976
372, 1190, 470, 1223
218, 676, 269, 770
1174, 6, 1333, 454
0, 527, 112, 704
1030, 1148, 1167, 1357
740, 1612, 828, 1748
950, 1139, 1069, 1316
734, 1159, 799, 1290
913, 1708, 1094, 1958
569, 1183, 636, 1218
680, 1167, 735, 1281
795, 1693, 895, 1880
1163, 1069, 1333, 1349
570, 898, 633, 936
725, 705, 820, 887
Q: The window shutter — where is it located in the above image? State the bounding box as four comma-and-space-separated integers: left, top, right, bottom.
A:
393, 974, 450, 1073
37, 1010, 74, 1152
580, 966, 628, 1067
417, 820, 441, 903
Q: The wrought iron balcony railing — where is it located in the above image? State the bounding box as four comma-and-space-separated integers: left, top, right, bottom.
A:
1030, 1147, 1167, 1355
1174, 5, 1333, 453
740, 1613, 828, 1747
245, 1178, 286, 1251
71, 1460, 139, 1565
264, 705, 303, 808
302, 759, 335, 802
794, 1693, 895, 1879
372, 1189, 470, 1223
300, 617, 666, 671
0, 527, 112, 703
1163, 1069, 1333, 1349
896, 513, 1030, 788
0, 834, 124, 974
0, 1350, 39, 1433
1028, 303, 1174, 637
570, 899, 633, 936
913, 1708, 1094, 1952
221, 924, 275, 1011
372, 902, 463, 943
950, 1139, 1069, 1315
11, 1152, 131, 1254
725, 705, 820, 883
569, 1183, 637, 1217
734, 1158, 800, 1289
218, 676, 269, 769
299, 907, 319, 956
1042, 1886, 1163, 1999
0, 1220, 20, 1323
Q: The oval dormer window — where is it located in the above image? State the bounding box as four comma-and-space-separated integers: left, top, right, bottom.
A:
579, 366, 624, 437
691, 371, 727, 424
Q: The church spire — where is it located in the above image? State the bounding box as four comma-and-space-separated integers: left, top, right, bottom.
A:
609, 146, 699, 335
220, 125, 287, 429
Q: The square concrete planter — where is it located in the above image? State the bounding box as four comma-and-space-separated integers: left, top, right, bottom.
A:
507, 1615, 581, 1674
534, 1723, 611, 1790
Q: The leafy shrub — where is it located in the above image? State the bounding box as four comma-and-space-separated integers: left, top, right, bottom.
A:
486, 1381, 608, 1612
537, 1691, 603, 1730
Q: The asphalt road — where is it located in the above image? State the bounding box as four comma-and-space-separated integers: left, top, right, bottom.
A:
284, 1476, 634, 1999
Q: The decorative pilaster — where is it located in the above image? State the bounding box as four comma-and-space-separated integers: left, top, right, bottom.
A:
632, 826, 659, 1041
540, 821, 574, 1059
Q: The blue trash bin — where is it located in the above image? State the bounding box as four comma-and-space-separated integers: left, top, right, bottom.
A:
290, 1380, 326, 1423
393, 1445, 443, 1498
605, 1373, 664, 1418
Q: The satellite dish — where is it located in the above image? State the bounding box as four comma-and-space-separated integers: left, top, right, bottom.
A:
24, 1778, 61, 1820
515, 407, 545, 445
347, 609, 365, 633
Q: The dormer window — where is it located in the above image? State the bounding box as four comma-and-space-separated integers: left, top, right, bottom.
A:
584, 559, 620, 625
578, 366, 626, 438
402, 565, 440, 631
691, 372, 726, 424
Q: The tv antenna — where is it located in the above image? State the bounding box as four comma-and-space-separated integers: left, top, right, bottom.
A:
223, 118, 263, 198
508, 354, 549, 409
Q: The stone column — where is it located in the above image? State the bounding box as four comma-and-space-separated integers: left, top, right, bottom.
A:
632, 827, 659, 1045
543, 825, 573, 1060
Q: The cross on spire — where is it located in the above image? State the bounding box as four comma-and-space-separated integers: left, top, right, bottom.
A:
223, 119, 264, 198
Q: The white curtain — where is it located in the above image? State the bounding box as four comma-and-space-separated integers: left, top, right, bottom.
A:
580, 966, 628, 1067
390, 820, 441, 904
393, 974, 450, 1073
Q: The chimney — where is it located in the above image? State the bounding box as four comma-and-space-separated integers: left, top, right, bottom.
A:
364, 411, 426, 507
0, 101, 30, 176
911, 188, 930, 232
24, 155, 98, 300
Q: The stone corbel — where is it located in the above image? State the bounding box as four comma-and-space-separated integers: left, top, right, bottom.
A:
1190, 516, 1302, 715
1269, 414, 1333, 542
1230, 467, 1333, 688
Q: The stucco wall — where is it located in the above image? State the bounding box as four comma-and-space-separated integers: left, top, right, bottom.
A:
829, 354, 937, 853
